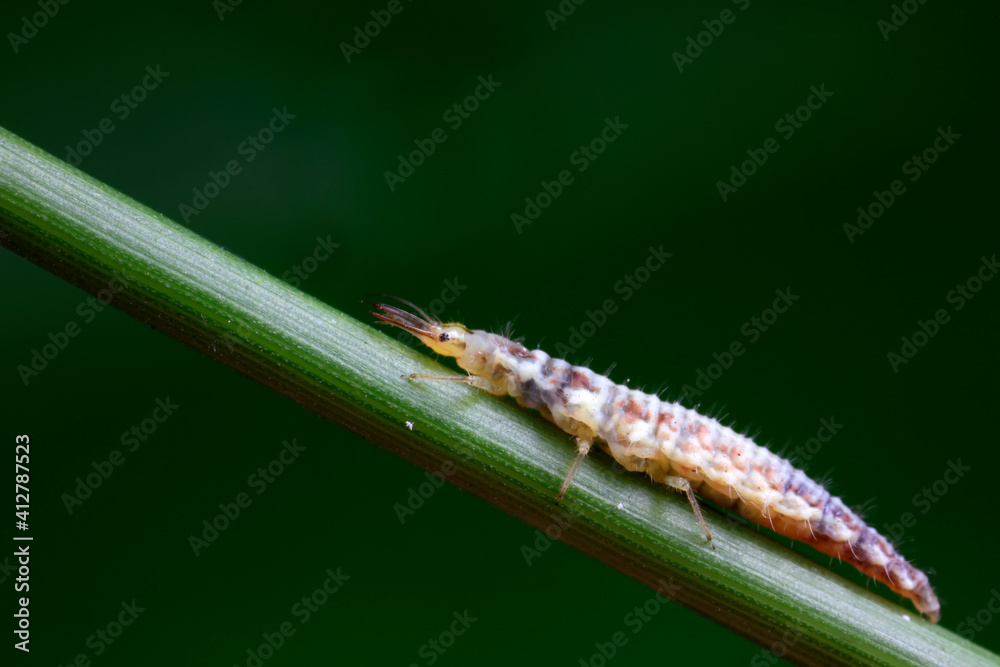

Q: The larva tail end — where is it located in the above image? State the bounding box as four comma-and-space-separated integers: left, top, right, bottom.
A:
913, 582, 941, 624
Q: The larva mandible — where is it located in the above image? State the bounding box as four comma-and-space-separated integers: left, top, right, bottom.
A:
370, 300, 940, 623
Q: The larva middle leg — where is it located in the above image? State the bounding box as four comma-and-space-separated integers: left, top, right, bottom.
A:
664, 475, 714, 548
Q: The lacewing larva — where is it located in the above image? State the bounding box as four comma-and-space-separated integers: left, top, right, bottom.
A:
370, 300, 941, 623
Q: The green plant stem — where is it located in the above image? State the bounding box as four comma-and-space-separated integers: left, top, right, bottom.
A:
0, 125, 995, 667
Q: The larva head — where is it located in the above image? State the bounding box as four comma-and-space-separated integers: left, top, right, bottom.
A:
369, 301, 470, 358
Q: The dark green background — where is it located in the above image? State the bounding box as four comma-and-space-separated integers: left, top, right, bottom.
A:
2, 1, 997, 664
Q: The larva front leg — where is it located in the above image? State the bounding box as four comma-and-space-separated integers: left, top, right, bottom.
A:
557, 437, 592, 501
406, 372, 504, 394
664, 476, 714, 549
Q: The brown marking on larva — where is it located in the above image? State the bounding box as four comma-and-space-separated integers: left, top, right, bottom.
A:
624, 398, 647, 424
844, 512, 865, 532
819, 496, 833, 522
764, 463, 783, 488
555, 368, 577, 407
854, 527, 875, 551
506, 342, 532, 358
695, 423, 712, 448
569, 370, 591, 390
697, 432, 715, 458
730, 444, 749, 472
474, 350, 488, 364
657, 411, 678, 433
794, 478, 826, 507
540, 358, 567, 392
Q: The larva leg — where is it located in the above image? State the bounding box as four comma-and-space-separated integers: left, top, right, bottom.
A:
664, 475, 714, 549
406, 373, 502, 393
557, 437, 592, 501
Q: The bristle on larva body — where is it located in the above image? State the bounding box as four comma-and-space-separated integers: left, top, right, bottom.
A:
369, 302, 940, 623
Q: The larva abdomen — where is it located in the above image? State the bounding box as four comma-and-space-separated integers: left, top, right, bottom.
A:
596, 380, 938, 622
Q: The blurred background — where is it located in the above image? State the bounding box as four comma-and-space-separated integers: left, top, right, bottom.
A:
1, 0, 997, 664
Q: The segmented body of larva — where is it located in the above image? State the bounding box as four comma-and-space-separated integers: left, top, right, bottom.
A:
370, 301, 940, 623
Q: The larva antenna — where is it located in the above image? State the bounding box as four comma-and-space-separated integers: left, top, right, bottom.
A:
380, 294, 439, 324
365, 301, 435, 338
